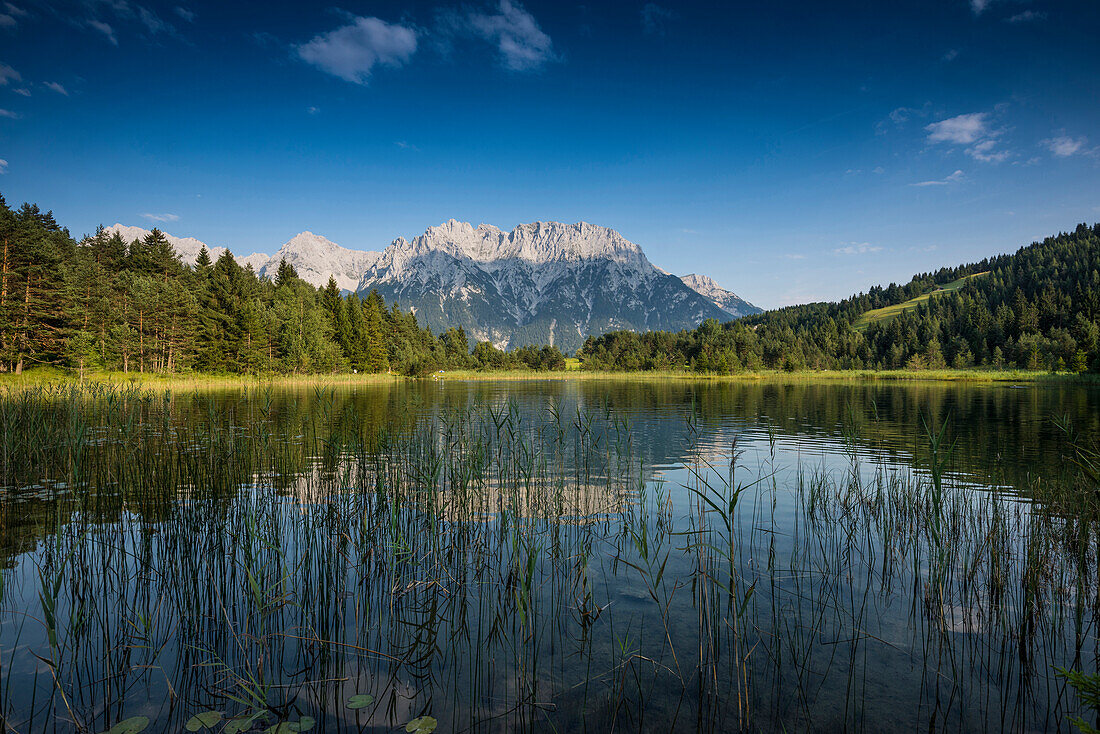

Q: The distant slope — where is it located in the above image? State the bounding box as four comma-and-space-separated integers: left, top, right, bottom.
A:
105, 225, 380, 292
679, 274, 761, 318
580, 223, 1100, 373
852, 272, 988, 332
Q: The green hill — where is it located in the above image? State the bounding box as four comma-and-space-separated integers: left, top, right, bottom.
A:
580, 224, 1100, 373
853, 272, 989, 332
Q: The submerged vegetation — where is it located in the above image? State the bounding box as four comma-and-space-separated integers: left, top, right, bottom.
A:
1, 382, 1100, 731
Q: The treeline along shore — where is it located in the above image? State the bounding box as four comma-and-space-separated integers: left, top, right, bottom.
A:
1, 192, 1097, 379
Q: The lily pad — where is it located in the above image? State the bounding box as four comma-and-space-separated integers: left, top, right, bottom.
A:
405, 716, 437, 734
265, 717, 316, 734
185, 711, 224, 731
346, 694, 375, 710
223, 712, 266, 734
101, 717, 150, 734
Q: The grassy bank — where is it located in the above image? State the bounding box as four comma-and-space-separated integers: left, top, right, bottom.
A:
2, 365, 1097, 389
432, 367, 1100, 384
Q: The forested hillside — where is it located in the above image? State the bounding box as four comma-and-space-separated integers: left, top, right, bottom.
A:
3, 191, 1096, 377
0, 194, 564, 375
580, 224, 1100, 373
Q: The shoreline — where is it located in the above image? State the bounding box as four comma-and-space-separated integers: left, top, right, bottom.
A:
1, 367, 1097, 389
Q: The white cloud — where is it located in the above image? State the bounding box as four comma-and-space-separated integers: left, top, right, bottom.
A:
13, 87, 28, 96
833, 243, 883, 255
942, 49, 959, 61
642, 3, 675, 35
140, 212, 180, 223
307, 105, 319, 115
44, 81, 68, 96
465, 0, 556, 71
967, 138, 1009, 162
1042, 135, 1088, 157
0, 108, 19, 119
926, 112, 1010, 162
297, 16, 418, 85
926, 112, 988, 145
0, 62, 20, 85
88, 19, 117, 45
0, 158, 7, 174
912, 169, 965, 186
0, 13, 15, 28
5, 3, 26, 17
175, 6, 195, 23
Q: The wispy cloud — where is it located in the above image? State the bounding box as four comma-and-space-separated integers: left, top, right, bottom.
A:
783, 253, 806, 260
74, 2, 180, 45
1007, 10, 1046, 23
833, 242, 883, 255
0, 2, 23, 28
0, 108, 19, 119
0, 62, 20, 86
463, 0, 557, 71
140, 212, 180, 223
912, 169, 965, 186
174, 6, 194, 23
297, 16, 418, 84
44, 81, 68, 96
942, 49, 959, 62
395, 140, 421, 151
306, 106, 319, 115
641, 3, 675, 35
135, 6, 167, 34
878, 102, 931, 134
926, 112, 1009, 162
13, 87, 28, 96
1041, 134, 1090, 158
88, 19, 117, 45
0, 159, 7, 174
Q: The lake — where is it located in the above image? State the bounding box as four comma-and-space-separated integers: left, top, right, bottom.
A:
2, 378, 1099, 732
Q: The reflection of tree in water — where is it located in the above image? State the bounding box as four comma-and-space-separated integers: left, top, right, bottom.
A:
1, 382, 1100, 732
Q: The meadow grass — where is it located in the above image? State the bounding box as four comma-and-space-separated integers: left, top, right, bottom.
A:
3, 364, 1096, 391
853, 271, 990, 332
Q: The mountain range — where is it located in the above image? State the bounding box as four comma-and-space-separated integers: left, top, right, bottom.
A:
105, 221, 760, 353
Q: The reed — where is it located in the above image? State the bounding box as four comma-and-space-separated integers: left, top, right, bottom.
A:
0, 383, 1096, 732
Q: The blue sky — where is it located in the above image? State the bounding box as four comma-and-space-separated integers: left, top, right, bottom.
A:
0, 0, 1097, 308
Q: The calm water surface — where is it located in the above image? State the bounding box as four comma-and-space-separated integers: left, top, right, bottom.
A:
1, 378, 1099, 732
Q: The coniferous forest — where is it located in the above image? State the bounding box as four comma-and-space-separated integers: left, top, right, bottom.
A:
1, 191, 1097, 377
0, 193, 565, 376
580, 223, 1100, 374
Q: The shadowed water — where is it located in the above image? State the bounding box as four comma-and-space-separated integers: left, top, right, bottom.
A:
1, 378, 1099, 733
